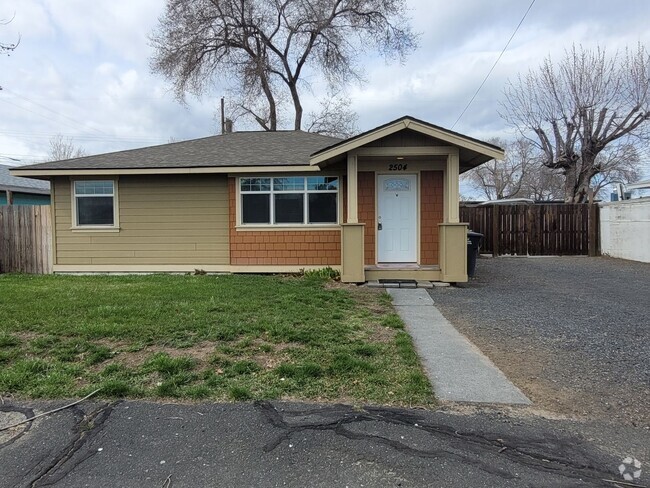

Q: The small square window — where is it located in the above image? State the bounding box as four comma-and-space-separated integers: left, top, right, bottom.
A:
74, 180, 116, 227
77, 197, 114, 225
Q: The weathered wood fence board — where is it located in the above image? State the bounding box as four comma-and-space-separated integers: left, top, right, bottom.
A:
0, 205, 52, 274
460, 203, 597, 256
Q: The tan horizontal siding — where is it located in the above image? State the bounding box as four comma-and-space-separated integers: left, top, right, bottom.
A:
53, 175, 230, 266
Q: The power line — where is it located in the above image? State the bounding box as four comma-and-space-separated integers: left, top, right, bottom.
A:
0, 87, 112, 137
0, 130, 167, 144
0, 97, 110, 136
451, 0, 536, 130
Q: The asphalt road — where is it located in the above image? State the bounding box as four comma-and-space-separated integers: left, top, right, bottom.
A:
429, 256, 650, 427
1, 400, 648, 488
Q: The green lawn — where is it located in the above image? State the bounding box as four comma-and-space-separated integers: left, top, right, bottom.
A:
0, 273, 434, 406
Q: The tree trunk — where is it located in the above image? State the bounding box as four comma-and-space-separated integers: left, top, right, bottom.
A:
564, 162, 593, 203
288, 82, 303, 131
563, 165, 578, 203
259, 74, 277, 131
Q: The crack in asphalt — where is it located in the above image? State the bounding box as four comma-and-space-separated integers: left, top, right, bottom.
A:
0, 405, 35, 449
28, 401, 118, 488
255, 401, 615, 485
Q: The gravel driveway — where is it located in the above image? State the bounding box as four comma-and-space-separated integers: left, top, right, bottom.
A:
429, 256, 650, 427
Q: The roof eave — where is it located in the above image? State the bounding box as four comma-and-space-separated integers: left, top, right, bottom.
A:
460, 154, 499, 174
9, 164, 322, 177
0, 184, 51, 195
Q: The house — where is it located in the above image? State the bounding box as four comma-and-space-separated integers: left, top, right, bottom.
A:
11, 116, 504, 282
0, 164, 51, 205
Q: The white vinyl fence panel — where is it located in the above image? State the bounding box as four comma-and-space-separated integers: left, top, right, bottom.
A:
599, 198, 650, 263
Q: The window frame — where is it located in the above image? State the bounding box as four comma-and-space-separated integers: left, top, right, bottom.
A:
238, 176, 340, 228
70, 178, 120, 231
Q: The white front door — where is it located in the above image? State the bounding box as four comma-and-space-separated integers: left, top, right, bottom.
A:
377, 174, 417, 263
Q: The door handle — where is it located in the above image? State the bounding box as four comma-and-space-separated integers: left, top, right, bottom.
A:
378, 222, 382, 231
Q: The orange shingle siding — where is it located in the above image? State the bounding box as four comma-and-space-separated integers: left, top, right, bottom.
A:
358, 172, 376, 265
420, 171, 444, 265
228, 177, 341, 266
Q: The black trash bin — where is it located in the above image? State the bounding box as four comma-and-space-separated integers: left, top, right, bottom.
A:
467, 231, 483, 278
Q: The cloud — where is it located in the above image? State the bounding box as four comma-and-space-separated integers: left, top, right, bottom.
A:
41, 0, 162, 61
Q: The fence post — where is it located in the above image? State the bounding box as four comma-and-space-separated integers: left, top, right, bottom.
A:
491, 205, 499, 257
588, 204, 599, 257
588, 189, 598, 257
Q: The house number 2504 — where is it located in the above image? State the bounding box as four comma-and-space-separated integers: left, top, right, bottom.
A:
388, 163, 408, 171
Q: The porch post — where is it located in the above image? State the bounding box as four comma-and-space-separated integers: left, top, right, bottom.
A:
439, 148, 467, 282
341, 152, 364, 282
346, 152, 358, 223
445, 148, 460, 223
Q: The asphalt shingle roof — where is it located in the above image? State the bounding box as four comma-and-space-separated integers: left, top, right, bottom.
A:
0, 164, 50, 192
18, 131, 343, 171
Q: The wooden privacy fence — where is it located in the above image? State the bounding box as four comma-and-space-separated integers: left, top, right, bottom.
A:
460, 203, 599, 256
0, 205, 52, 274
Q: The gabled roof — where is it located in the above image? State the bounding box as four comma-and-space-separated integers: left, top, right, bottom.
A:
0, 164, 50, 193
13, 131, 342, 172
310, 116, 504, 171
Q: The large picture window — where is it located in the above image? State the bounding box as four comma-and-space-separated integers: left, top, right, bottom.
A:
240, 176, 338, 225
74, 180, 116, 226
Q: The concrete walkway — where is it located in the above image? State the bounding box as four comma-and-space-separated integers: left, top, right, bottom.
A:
388, 288, 530, 405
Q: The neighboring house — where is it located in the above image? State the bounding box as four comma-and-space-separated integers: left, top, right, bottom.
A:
0, 164, 51, 205
11, 116, 504, 282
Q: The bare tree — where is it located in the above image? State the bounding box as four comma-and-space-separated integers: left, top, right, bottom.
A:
501, 44, 650, 202
150, 0, 417, 132
464, 138, 533, 200
304, 94, 358, 138
521, 164, 565, 201
464, 137, 566, 201
589, 143, 641, 196
47, 135, 86, 161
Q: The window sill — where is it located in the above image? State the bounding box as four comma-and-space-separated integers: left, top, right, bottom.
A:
235, 225, 340, 232
70, 226, 121, 233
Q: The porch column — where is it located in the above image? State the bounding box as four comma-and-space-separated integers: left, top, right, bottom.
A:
346, 152, 358, 223
438, 222, 469, 282
445, 148, 460, 223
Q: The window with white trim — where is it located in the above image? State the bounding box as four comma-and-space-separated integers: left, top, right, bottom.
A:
73, 180, 116, 226
240, 176, 338, 225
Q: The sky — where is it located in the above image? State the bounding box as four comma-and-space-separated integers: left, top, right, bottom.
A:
1, 0, 649, 186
